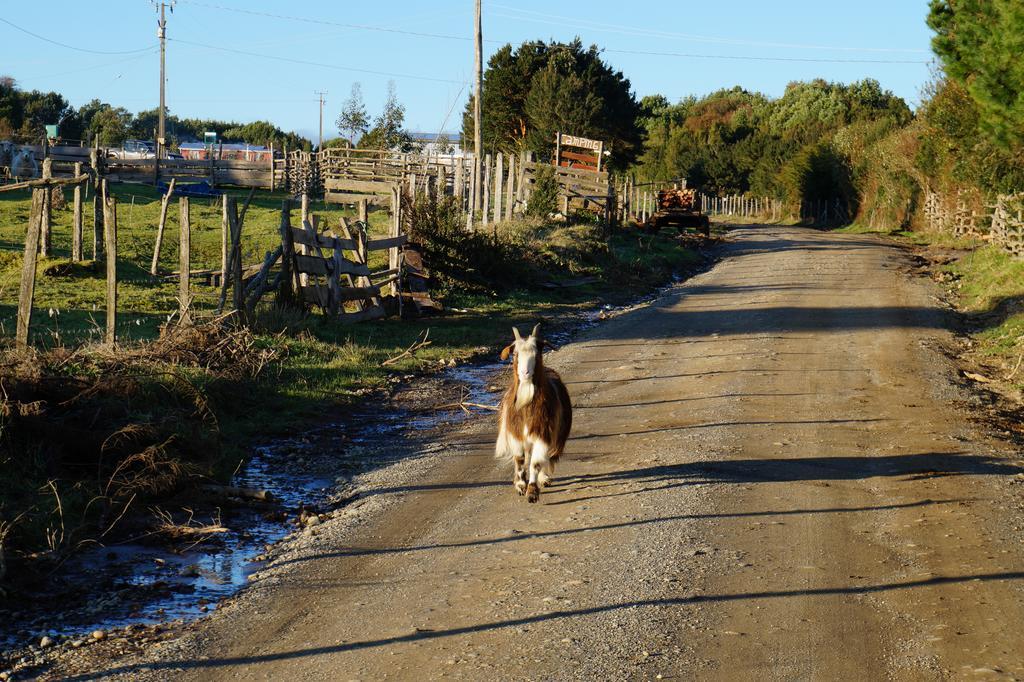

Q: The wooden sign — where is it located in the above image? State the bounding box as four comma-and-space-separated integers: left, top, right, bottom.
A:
560, 134, 601, 151
554, 131, 604, 173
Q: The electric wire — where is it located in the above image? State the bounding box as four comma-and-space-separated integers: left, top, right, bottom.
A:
0, 17, 156, 55
172, 0, 929, 64
491, 5, 931, 54
175, 0, 472, 42
167, 37, 469, 84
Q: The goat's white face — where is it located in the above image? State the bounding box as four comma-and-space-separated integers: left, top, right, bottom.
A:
515, 336, 537, 381
511, 325, 540, 409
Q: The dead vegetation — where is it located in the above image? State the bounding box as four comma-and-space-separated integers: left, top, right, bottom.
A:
0, 319, 278, 595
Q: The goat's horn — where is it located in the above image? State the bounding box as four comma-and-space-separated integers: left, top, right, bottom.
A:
512, 327, 522, 341
531, 323, 541, 338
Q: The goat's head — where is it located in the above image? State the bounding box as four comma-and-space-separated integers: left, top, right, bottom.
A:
501, 323, 542, 409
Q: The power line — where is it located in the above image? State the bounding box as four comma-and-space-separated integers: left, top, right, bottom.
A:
166, 37, 469, 84
491, 6, 931, 54
602, 47, 928, 65
0, 17, 155, 55
175, 0, 473, 42
17, 49, 159, 82
170, 0, 930, 63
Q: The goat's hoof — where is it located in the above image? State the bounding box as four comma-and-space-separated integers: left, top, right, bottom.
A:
539, 474, 552, 488
515, 481, 527, 495
526, 484, 539, 503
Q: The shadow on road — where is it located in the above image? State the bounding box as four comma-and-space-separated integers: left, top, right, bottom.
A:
68, 565, 1024, 680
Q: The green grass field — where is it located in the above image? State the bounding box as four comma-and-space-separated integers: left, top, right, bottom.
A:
0, 183, 393, 346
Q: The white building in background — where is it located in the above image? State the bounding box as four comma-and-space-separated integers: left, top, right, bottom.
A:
411, 132, 464, 159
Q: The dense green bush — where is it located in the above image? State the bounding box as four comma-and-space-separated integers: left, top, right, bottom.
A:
526, 164, 560, 217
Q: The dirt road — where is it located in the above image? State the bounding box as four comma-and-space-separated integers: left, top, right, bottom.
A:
75, 225, 1024, 680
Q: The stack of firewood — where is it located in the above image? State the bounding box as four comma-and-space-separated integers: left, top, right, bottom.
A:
657, 188, 697, 211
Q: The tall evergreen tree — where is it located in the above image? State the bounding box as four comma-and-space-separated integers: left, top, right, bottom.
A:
928, 0, 1024, 150
462, 39, 643, 169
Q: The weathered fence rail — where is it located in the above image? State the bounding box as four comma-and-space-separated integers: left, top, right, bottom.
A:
924, 188, 1024, 258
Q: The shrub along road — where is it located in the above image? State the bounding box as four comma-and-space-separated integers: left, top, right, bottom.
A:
65, 224, 1024, 680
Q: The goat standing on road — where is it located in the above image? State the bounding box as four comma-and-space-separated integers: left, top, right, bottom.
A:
495, 324, 572, 503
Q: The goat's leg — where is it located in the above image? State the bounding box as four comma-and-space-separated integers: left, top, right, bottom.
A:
511, 439, 527, 495
538, 457, 554, 488
526, 441, 549, 503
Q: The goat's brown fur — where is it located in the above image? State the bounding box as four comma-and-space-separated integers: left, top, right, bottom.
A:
498, 363, 572, 462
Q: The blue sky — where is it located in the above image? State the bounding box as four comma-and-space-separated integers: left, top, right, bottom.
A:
2, 1, 936, 142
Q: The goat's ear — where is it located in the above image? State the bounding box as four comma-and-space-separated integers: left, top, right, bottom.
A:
512, 327, 522, 341
500, 344, 514, 361
530, 323, 541, 339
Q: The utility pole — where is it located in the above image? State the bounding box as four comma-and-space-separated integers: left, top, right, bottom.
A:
315, 91, 328, 150
473, 0, 483, 213
154, 1, 175, 159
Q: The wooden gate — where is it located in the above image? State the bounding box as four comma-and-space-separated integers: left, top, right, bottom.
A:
283, 213, 407, 323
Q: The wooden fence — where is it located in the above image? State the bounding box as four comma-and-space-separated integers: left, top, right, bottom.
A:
318, 148, 614, 227
8, 171, 416, 349
617, 182, 846, 226
925, 189, 1024, 258
5, 144, 617, 232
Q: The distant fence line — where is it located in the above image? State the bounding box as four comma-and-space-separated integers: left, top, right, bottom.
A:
621, 181, 849, 226
925, 189, 1024, 258
2, 144, 618, 228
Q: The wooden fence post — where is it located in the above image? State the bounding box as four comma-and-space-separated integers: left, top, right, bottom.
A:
72, 162, 83, 261
493, 152, 503, 223
269, 143, 275, 192
90, 150, 102, 260
505, 153, 515, 220
221, 194, 230, 286
454, 159, 464, 210
102, 182, 117, 346
390, 185, 401, 297
482, 153, 491, 228
468, 158, 477, 229
179, 197, 192, 325
299, 192, 310, 286
16, 189, 44, 350
40, 158, 52, 258
231, 200, 244, 315
278, 200, 296, 307
151, 178, 176, 275
357, 198, 367, 226
472, 155, 481, 213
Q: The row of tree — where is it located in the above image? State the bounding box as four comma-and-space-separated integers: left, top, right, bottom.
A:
633, 79, 911, 212
632, 1, 1024, 227
0, 76, 313, 151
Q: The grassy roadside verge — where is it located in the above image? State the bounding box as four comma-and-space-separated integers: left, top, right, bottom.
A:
0, 190, 704, 592
840, 222, 1024, 392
